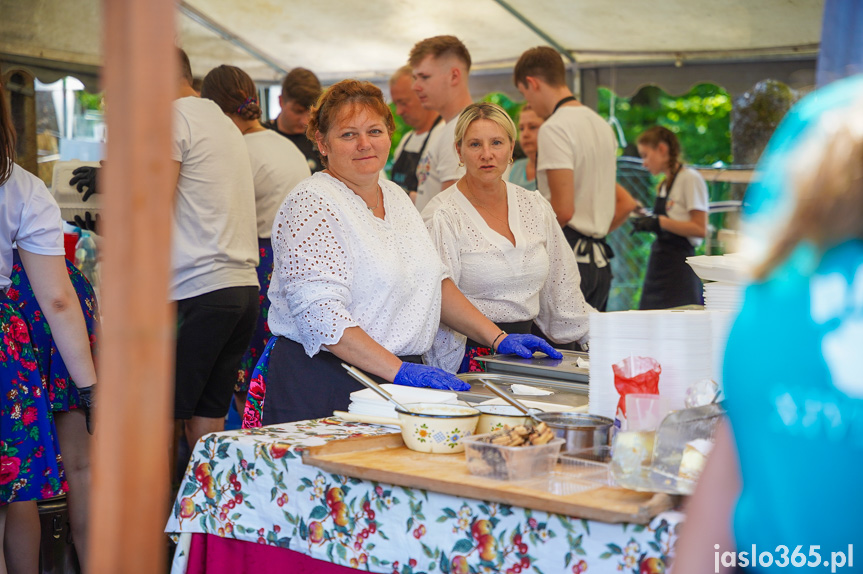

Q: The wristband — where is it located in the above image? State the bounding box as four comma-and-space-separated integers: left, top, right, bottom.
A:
491, 330, 507, 351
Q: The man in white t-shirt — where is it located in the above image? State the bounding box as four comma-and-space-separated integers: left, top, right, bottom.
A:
388, 65, 441, 202
515, 46, 622, 311
170, 50, 260, 448
409, 35, 474, 214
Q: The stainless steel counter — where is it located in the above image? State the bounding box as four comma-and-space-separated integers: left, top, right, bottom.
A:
455, 372, 588, 410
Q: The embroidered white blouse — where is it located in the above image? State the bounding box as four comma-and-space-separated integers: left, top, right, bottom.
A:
426, 182, 593, 355
267, 172, 448, 358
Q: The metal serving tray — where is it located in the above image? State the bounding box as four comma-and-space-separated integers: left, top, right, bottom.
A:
454, 372, 588, 410
479, 350, 589, 383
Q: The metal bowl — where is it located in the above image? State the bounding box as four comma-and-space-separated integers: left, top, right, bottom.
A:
533, 412, 614, 452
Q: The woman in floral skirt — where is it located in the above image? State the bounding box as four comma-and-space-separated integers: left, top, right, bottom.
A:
0, 80, 98, 572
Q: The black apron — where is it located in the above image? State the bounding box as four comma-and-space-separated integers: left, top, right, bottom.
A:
262, 337, 424, 425
639, 172, 703, 310
391, 118, 441, 193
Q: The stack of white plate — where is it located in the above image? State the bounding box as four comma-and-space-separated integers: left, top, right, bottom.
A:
702, 281, 744, 312
588, 310, 731, 422
348, 384, 459, 419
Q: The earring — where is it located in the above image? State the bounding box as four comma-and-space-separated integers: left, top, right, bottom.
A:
508, 157, 514, 165
458, 160, 464, 167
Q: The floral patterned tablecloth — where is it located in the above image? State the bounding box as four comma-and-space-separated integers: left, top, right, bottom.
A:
166, 418, 682, 574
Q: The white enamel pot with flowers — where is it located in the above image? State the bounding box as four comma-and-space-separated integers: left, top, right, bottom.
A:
335, 403, 481, 453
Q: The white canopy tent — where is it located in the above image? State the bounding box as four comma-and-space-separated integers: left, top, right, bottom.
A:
2, 0, 824, 99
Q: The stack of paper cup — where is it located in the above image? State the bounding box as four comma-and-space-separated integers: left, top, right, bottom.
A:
588, 310, 731, 420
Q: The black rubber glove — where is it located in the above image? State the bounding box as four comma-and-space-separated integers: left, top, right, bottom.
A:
631, 215, 661, 235
69, 166, 99, 202
71, 212, 100, 234
77, 384, 96, 435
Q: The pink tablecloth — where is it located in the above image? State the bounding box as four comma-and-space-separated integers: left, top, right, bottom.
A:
186, 533, 360, 574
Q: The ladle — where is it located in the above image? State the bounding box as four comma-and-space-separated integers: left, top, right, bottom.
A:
480, 379, 539, 421
341, 363, 411, 413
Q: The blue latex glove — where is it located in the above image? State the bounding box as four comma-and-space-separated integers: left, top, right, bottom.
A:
496, 334, 563, 360
393, 362, 470, 391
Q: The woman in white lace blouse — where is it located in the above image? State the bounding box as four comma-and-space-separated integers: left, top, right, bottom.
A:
425, 102, 594, 373
243, 81, 560, 426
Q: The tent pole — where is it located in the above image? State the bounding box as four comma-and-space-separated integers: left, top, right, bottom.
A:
90, 0, 176, 571
489, 0, 575, 63
177, 1, 288, 76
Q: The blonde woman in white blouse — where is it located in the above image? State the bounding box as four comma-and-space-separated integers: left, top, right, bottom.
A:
243, 81, 560, 427
425, 102, 594, 372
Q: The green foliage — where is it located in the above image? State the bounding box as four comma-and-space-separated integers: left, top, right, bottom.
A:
75, 91, 103, 112
596, 83, 733, 166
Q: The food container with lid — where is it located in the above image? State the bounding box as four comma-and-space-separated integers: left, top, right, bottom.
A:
462, 433, 564, 480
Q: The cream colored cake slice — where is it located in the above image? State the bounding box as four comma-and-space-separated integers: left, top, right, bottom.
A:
678, 438, 715, 481
612, 431, 656, 472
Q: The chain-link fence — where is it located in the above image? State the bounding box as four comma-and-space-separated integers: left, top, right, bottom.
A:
607, 158, 746, 311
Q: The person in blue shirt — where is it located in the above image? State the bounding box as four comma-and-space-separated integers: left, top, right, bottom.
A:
673, 75, 863, 573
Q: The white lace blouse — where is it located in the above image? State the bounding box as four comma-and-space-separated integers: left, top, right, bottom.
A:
426, 182, 594, 346
267, 172, 448, 358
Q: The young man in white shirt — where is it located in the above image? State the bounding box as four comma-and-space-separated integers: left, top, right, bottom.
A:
388, 65, 441, 202
170, 50, 260, 448
514, 46, 626, 311
409, 35, 474, 214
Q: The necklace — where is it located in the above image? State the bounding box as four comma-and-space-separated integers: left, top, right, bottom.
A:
367, 185, 381, 212
464, 178, 508, 227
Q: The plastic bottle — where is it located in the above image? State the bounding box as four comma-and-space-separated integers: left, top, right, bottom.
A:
74, 230, 100, 295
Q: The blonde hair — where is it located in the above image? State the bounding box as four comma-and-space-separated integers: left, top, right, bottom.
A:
389, 65, 413, 87
454, 102, 517, 149
753, 103, 863, 280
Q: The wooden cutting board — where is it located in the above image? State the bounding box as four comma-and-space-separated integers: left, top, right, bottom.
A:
302, 433, 677, 524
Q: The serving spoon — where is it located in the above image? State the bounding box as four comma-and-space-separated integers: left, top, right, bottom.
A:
480, 379, 541, 422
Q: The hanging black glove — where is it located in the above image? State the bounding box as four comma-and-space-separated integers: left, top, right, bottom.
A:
631, 215, 661, 235
77, 384, 96, 435
69, 166, 100, 202
71, 211, 100, 234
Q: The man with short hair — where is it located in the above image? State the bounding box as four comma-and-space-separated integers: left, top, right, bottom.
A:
408, 35, 474, 214
514, 46, 618, 311
171, 49, 260, 448
265, 67, 323, 172
389, 65, 441, 202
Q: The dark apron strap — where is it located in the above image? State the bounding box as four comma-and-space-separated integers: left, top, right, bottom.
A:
466, 319, 534, 349
391, 117, 442, 192
562, 226, 614, 266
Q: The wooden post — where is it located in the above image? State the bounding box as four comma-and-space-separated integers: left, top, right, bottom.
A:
90, 0, 176, 572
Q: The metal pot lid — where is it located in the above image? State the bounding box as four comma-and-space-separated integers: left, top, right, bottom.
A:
534, 412, 613, 428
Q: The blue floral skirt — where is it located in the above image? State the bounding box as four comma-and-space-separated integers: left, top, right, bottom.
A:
0, 301, 67, 504
8, 250, 98, 411
235, 238, 274, 394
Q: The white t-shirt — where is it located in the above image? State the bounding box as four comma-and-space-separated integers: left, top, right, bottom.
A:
243, 130, 311, 238
661, 166, 709, 247
0, 164, 65, 291
537, 106, 617, 263
425, 182, 593, 369
414, 118, 464, 213
170, 97, 259, 301
267, 172, 448, 359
